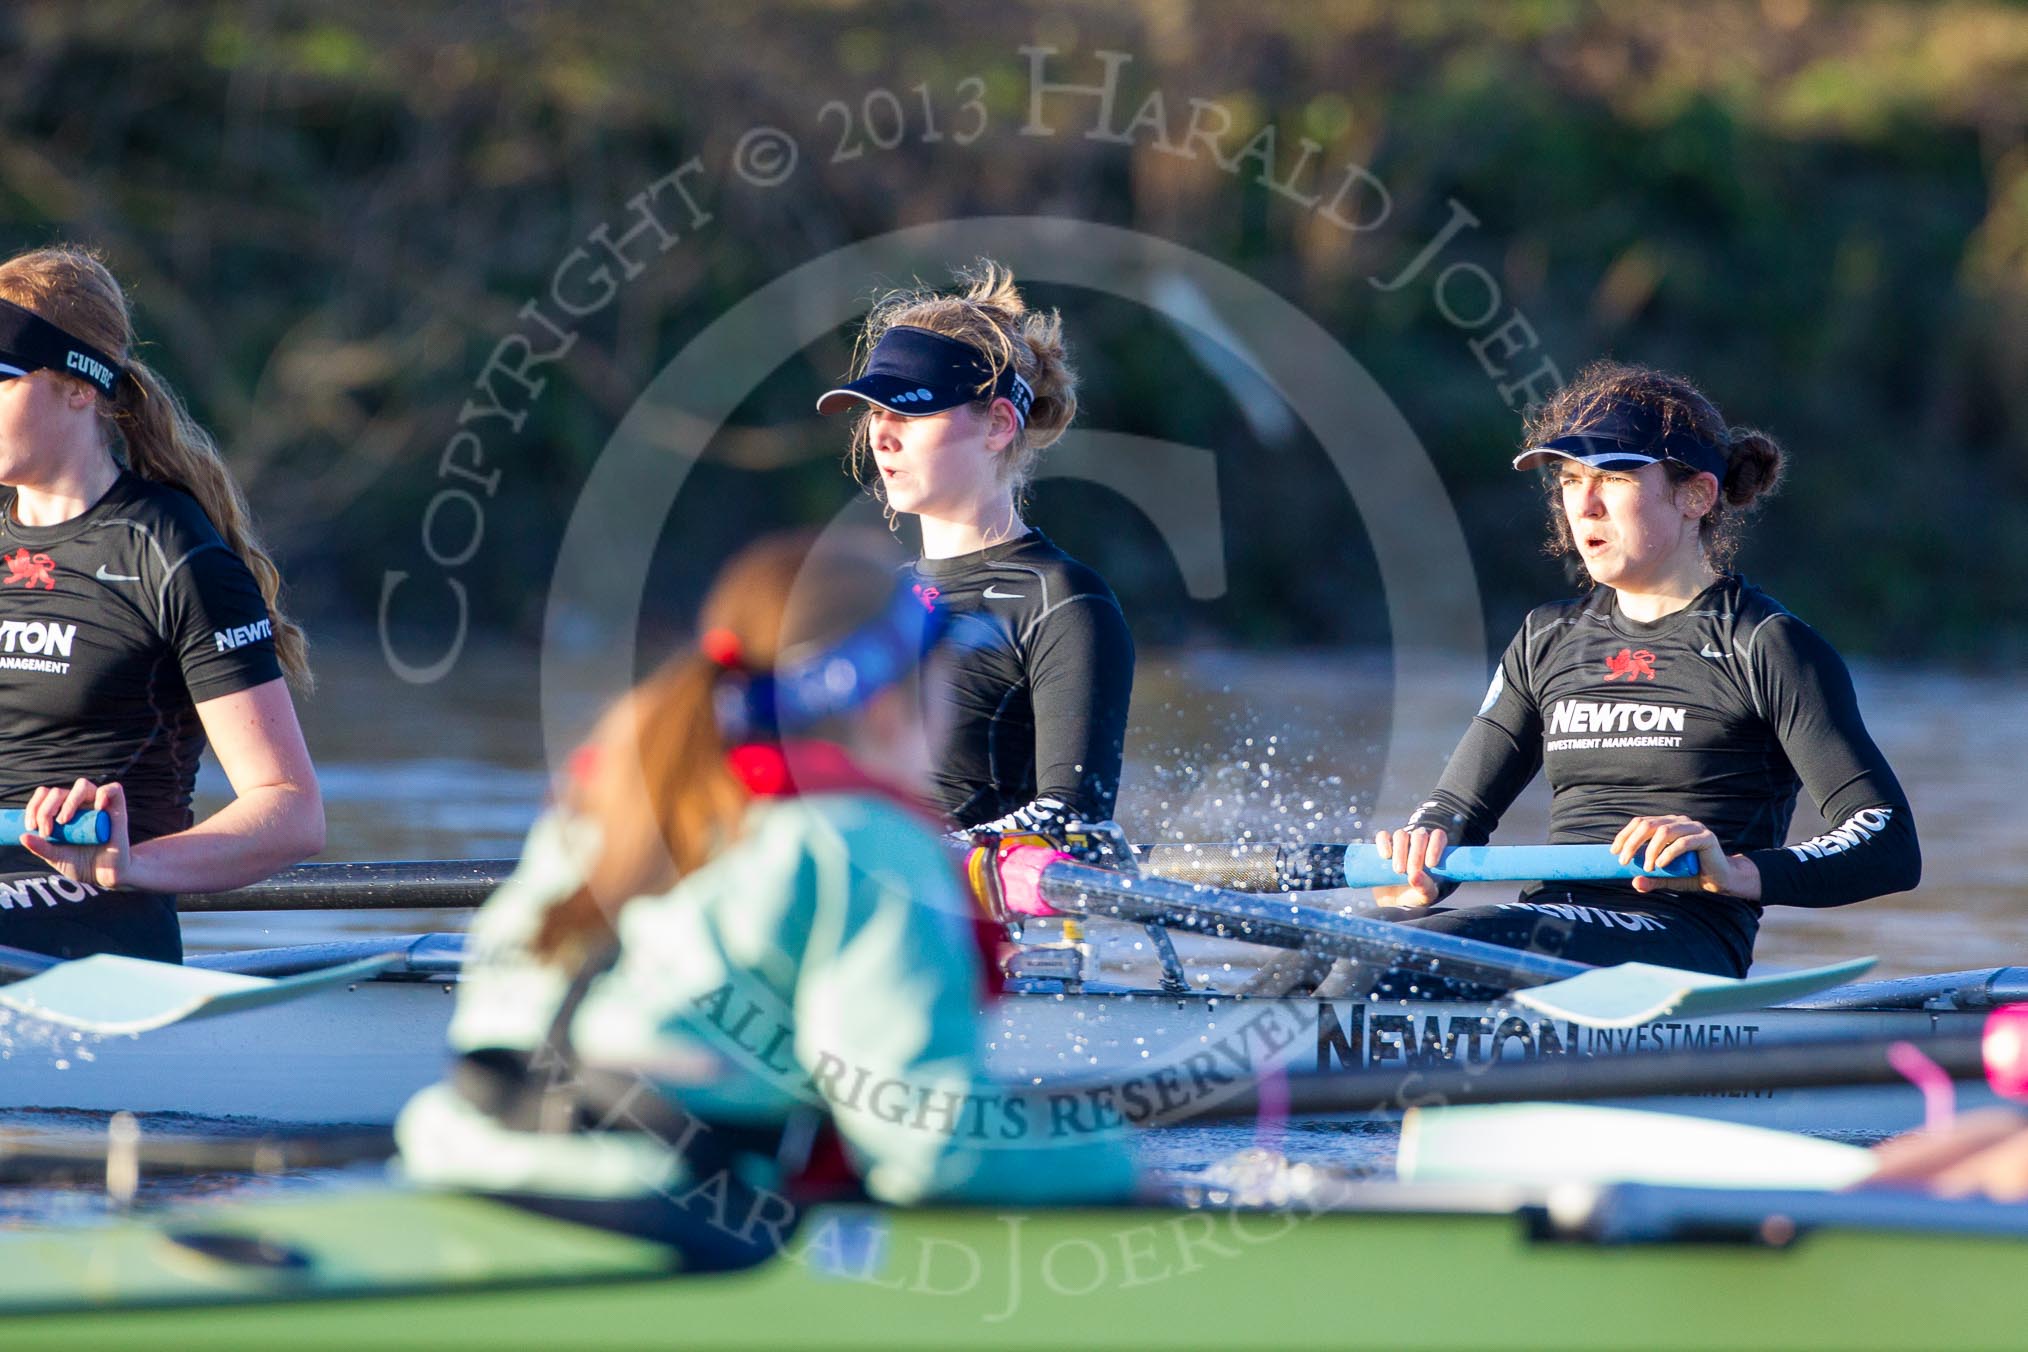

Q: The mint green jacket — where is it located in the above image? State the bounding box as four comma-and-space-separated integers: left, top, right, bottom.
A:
398, 794, 1140, 1206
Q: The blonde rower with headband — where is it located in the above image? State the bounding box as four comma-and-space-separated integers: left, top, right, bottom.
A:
818, 261, 1134, 847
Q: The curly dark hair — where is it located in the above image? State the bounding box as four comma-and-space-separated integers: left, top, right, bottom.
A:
1525, 360, 1786, 575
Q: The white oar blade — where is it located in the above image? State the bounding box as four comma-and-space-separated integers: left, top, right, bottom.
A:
1399, 1102, 1877, 1191
0, 953, 398, 1034
1512, 956, 1876, 1029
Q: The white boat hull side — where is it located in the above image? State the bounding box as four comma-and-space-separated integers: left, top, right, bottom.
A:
0, 978, 458, 1125
0, 980, 1992, 1135
987, 994, 1996, 1137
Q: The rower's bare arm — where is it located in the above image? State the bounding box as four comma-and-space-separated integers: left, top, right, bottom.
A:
1867, 1108, 2028, 1202
121, 678, 323, 894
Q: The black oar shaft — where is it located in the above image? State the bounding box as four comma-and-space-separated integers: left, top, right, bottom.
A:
179, 860, 514, 912
1137, 842, 1352, 892
180, 848, 1341, 913
1146, 1030, 1991, 1126
0, 1128, 397, 1183
173, 842, 1653, 913
1041, 860, 1588, 990
173, 848, 1337, 913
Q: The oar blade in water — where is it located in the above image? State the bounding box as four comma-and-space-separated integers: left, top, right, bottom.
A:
0, 953, 399, 1034
1398, 1102, 1877, 1191
1512, 956, 1877, 1029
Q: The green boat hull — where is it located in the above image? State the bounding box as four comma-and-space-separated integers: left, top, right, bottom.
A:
0, 1186, 2019, 1349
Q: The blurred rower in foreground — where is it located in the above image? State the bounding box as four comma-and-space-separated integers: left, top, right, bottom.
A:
397, 530, 1137, 1267
1870, 1111, 2028, 1204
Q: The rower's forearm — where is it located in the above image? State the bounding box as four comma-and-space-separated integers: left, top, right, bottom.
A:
1748, 802, 1920, 908
124, 785, 325, 895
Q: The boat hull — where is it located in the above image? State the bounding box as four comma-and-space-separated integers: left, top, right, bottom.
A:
0, 971, 1995, 1136
0, 977, 457, 1125
990, 993, 1995, 1136
0, 1186, 2020, 1349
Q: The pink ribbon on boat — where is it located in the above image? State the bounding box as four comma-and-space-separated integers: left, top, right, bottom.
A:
1254, 1063, 1288, 1154
1887, 1040, 1955, 1133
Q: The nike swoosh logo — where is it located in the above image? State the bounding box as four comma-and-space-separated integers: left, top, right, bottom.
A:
982, 586, 1025, 600
1699, 643, 1730, 659
95, 565, 141, 583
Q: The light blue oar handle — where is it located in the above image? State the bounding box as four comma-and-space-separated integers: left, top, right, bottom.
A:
0, 809, 111, 847
1341, 843, 1699, 888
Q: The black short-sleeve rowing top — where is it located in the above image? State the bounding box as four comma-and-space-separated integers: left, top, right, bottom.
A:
0, 471, 282, 843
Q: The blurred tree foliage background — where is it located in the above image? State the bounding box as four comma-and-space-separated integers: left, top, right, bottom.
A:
0, 0, 2021, 660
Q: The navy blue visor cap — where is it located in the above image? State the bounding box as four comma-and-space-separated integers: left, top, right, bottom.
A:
816, 325, 1034, 426
1512, 401, 1727, 480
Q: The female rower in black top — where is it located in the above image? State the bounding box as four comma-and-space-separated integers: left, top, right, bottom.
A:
1373, 361, 1918, 978
0, 246, 322, 961
817, 261, 1133, 840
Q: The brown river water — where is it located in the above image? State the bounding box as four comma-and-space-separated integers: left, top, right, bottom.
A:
191, 636, 2028, 982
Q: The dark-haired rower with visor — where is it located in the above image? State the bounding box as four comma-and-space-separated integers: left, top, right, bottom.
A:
816, 261, 1133, 848
1371, 361, 1918, 979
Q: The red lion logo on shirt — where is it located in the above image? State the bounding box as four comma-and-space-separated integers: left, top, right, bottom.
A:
1604, 647, 1657, 681
1, 548, 55, 591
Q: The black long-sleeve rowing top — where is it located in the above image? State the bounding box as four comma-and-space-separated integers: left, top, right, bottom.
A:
910, 531, 1133, 835
1406, 576, 1919, 962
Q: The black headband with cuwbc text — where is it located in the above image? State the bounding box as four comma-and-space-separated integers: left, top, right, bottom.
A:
0, 299, 125, 397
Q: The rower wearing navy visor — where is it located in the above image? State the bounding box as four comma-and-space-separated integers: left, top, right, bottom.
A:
816, 261, 1133, 846
1372, 361, 1918, 979
0, 247, 321, 961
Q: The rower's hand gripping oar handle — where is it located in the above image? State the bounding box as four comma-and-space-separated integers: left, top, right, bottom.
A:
0, 808, 111, 847
1137, 842, 1699, 891
1342, 843, 1700, 888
